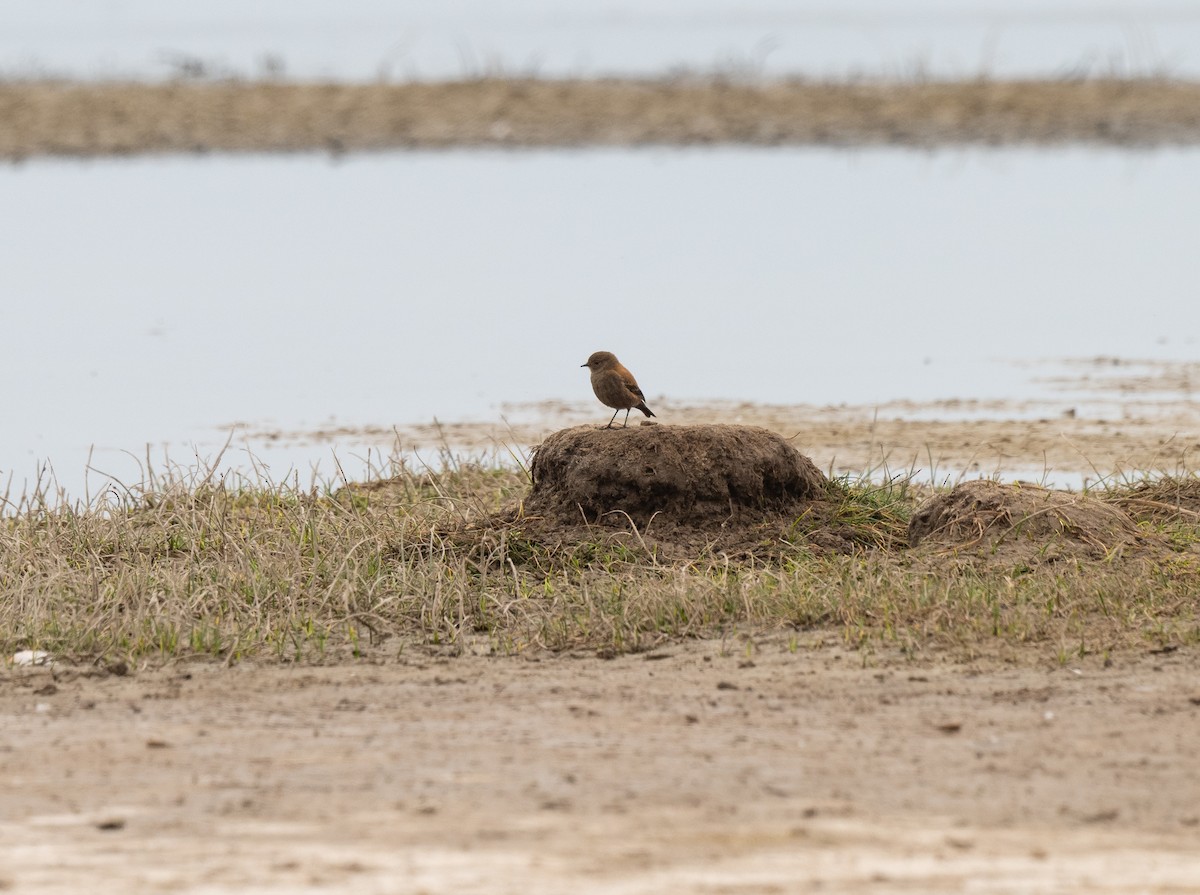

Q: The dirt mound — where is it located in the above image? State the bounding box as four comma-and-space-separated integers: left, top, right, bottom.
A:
526, 424, 827, 528
492, 424, 844, 561
907, 480, 1142, 561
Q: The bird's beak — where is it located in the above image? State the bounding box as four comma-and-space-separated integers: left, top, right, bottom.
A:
580, 362, 588, 367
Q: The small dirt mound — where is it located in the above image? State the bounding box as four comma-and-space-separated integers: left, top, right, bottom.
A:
526, 424, 827, 528
908, 480, 1142, 560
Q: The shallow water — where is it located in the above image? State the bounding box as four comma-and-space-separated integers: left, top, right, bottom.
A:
3, 146, 1199, 499
4, 1, 1200, 81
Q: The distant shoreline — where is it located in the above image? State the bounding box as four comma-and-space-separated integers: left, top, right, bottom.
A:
3, 77, 1200, 159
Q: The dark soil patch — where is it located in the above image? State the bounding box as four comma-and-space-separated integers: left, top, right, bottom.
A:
527, 424, 826, 526
907, 480, 1147, 563
495, 423, 840, 562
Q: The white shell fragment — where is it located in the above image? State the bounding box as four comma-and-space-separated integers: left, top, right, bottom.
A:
11, 650, 54, 667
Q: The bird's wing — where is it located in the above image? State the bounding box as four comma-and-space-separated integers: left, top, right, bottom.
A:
619, 368, 646, 401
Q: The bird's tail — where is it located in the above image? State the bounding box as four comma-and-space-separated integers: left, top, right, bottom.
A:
637, 402, 656, 418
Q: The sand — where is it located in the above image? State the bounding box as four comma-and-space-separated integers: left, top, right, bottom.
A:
4, 639, 1200, 893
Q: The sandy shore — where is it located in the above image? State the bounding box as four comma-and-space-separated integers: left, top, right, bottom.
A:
5, 639, 1200, 894
4, 78, 1200, 159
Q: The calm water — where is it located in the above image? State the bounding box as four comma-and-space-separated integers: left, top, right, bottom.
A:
3, 147, 1199, 499
4, 0, 1200, 81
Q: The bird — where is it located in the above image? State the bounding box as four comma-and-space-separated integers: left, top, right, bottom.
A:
581, 350, 656, 429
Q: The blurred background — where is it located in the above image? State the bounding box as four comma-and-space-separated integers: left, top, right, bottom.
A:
6, 0, 1200, 81
3, 1, 1198, 499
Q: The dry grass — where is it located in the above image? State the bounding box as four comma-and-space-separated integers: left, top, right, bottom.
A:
2, 454, 1198, 667
4, 77, 1200, 159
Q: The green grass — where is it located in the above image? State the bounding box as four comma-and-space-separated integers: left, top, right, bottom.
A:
1, 459, 1198, 667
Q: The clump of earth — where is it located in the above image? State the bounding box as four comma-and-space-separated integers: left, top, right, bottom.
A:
907, 479, 1146, 562
508, 424, 868, 559
525, 424, 827, 526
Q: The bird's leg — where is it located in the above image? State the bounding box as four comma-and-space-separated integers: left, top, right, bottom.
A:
605, 409, 620, 429
622, 409, 632, 428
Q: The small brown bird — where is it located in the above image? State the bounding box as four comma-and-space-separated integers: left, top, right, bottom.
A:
581, 350, 656, 429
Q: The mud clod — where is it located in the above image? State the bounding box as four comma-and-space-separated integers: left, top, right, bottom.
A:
907, 480, 1142, 559
527, 424, 827, 528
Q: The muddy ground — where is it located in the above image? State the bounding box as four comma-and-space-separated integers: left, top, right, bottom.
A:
4, 77, 1200, 159
4, 639, 1200, 893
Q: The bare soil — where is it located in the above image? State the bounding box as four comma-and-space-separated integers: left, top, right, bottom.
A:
907, 479, 1143, 555
5, 77, 1200, 159
499, 423, 869, 559
527, 424, 826, 526
4, 640, 1200, 893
